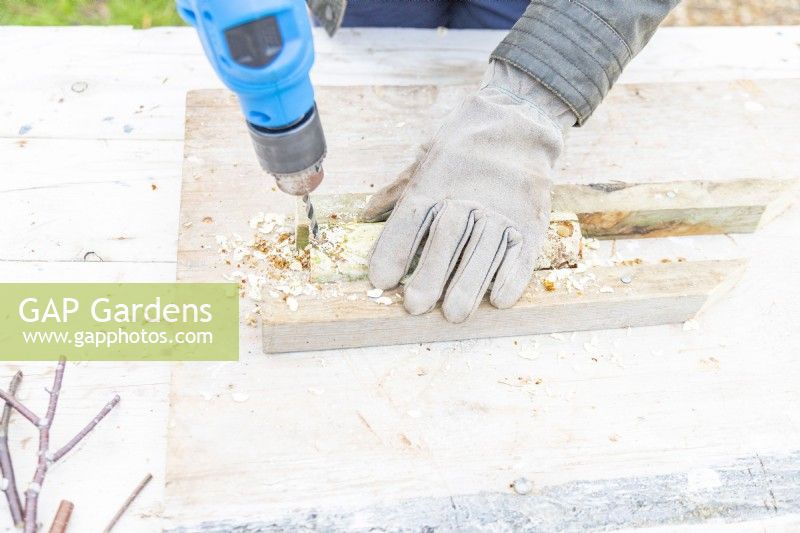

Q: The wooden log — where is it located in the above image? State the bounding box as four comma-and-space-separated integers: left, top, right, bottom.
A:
261, 259, 745, 353
555, 179, 795, 239
297, 196, 582, 283
296, 175, 795, 260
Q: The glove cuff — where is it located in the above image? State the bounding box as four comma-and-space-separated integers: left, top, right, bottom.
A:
482, 60, 577, 135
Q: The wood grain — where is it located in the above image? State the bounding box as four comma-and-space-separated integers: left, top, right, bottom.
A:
178, 79, 798, 285
167, 29, 800, 531
168, 450, 800, 532
262, 260, 745, 353
300, 195, 582, 282
1, 25, 797, 531
555, 179, 796, 238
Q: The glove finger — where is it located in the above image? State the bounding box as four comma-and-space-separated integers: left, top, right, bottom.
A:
442, 217, 512, 324
403, 200, 477, 315
492, 196, 549, 308
490, 234, 538, 310
368, 195, 437, 290
362, 143, 432, 223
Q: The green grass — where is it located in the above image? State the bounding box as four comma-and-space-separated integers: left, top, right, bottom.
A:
0, 0, 184, 28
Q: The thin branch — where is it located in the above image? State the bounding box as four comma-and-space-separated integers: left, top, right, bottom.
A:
0, 372, 22, 431
0, 358, 119, 532
23, 356, 66, 533
0, 389, 39, 426
45, 357, 66, 424
47, 500, 74, 533
0, 371, 24, 526
102, 473, 153, 533
51, 394, 121, 462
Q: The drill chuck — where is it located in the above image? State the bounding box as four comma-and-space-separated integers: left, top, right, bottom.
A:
247, 104, 326, 196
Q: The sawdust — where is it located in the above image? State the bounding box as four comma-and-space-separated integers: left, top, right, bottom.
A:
215, 212, 399, 314
216, 210, 687, 315
215, 213, 318, 313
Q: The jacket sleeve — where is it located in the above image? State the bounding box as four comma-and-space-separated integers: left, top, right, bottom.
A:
491, 0, 679, 125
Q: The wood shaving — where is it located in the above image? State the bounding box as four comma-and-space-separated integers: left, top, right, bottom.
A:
214, 213, 323, 307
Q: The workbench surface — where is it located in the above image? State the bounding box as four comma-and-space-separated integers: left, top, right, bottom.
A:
1, 25, 799, 531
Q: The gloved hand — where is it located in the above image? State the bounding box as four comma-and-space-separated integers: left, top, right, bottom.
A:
365, 60, 576, 323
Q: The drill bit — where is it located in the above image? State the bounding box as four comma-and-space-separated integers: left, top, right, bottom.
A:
302, 194, 319, 239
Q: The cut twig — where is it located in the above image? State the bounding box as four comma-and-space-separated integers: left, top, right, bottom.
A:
102, 473, 153, 533
24, 356, 67, 533
0, 371, 24, 526
0, 388, 40, 426
0, 372, 22, 434
0, 358, 121, 531
48, 500, 74, 533
51, 394, 120, 462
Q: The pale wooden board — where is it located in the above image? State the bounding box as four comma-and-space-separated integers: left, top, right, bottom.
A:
263, 260, 744, 353
177, 78, 800, 285
4, 26, 800, 263
1, 24, 797, 532
301, 182, 796, 247
0, 260, 173, 533
167, 207, 800, 528
2, 27, 800, 141
169, 459, 800, 532
287, 191, 744, 352
170, 73, 800, 529
556, 179, 797, 238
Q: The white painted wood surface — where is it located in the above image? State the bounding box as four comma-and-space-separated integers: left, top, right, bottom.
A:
1, 25, 799, 531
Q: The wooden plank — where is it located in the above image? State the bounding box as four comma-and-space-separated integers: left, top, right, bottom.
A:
1, 176, 181, 263
169, 187, 800, 529
177, 79, 799, 283
0, 25, 796, 531
166, 29, 800, 529
5, 27, 799, 268
168, 449, 800, 532
3, 27, 800, 141
262, 260, 744, 353
182, 80, 800, 189
0, 259, 172, 533
555, 179, 796, 238
166, 219, 800, 527
301, 178, 795, 258
296, 182, 775, 285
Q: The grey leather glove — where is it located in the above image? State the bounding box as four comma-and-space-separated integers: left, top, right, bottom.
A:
365, 60, 577, 323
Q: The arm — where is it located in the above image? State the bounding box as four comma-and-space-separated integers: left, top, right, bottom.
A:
491, 0, 680, 124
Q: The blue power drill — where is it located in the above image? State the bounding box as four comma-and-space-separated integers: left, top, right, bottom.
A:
177, 0, 327, 233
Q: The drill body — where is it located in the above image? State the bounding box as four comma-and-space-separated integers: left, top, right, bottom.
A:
178, 0, 326, 195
